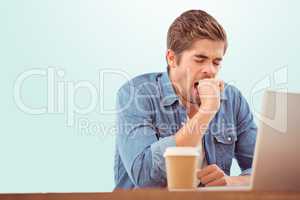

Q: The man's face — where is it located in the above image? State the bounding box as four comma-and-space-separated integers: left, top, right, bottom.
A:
167, 39, 225, 105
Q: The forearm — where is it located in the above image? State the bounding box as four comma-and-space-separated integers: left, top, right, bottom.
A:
175, 108, 215, 146
130, 147, 166, 187
127, 136, 176, 187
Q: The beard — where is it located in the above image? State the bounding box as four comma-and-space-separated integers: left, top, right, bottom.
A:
178, 85, 201, 106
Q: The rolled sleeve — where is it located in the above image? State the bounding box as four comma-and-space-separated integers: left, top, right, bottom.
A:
150, 135, 176, 175
240, 168, 252, 176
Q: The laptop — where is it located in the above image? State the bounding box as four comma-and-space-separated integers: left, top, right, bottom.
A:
196, 90, 300, 191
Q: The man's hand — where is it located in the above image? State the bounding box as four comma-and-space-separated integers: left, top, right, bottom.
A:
175, 79, 224, 147
197, 79, 224, 114
197, 164, 227, 186
197, 164, 251, 187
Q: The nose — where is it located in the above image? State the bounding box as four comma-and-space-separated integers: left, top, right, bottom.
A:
202, 63, 217, 78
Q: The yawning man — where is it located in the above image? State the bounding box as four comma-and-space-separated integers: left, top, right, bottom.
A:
114, 10, 257, 189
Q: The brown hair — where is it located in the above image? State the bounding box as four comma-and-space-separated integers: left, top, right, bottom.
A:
167, 10, 227, 64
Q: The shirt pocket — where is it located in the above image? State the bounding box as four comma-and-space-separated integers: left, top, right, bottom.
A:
213, 132, 237, 145
213, 131, 237, 175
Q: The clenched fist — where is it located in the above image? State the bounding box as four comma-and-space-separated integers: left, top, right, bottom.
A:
196, 79, 224, 114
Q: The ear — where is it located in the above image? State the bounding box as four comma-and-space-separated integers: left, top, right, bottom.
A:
166, 49, 177, 69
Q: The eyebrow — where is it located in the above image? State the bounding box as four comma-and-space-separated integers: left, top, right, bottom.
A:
194, 54, 223, 61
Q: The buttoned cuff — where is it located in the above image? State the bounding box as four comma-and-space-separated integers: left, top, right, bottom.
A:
240, 168, 252, 176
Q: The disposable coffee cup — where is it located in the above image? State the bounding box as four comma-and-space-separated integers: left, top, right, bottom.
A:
164, 147, 200, 190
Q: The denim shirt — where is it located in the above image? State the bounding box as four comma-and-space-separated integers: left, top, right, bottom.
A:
114, 72, 257, 189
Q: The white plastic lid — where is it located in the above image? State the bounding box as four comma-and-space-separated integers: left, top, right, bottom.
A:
163, 147, 200, 157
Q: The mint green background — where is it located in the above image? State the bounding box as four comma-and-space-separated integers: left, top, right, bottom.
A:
0, 0, 299, 193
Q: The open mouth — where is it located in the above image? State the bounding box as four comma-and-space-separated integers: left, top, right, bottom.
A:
193, 81, 199, 96
193, 81, 199, 89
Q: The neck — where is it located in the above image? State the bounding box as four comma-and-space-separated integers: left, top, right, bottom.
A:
169, 73, 200, 119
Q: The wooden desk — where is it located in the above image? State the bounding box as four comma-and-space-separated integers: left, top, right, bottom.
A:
0, 189, 299, 200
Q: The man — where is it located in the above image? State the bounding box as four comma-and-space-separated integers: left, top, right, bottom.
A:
114, 10, 257, 189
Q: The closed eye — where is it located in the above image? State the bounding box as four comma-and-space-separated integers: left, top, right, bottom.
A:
195, 59, 205, 64
213, 61, 221, 66
213, 59, 222, 66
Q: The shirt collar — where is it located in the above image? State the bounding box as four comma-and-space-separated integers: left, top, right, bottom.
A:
159, 72, 179, 106
158, 71, 227, 107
